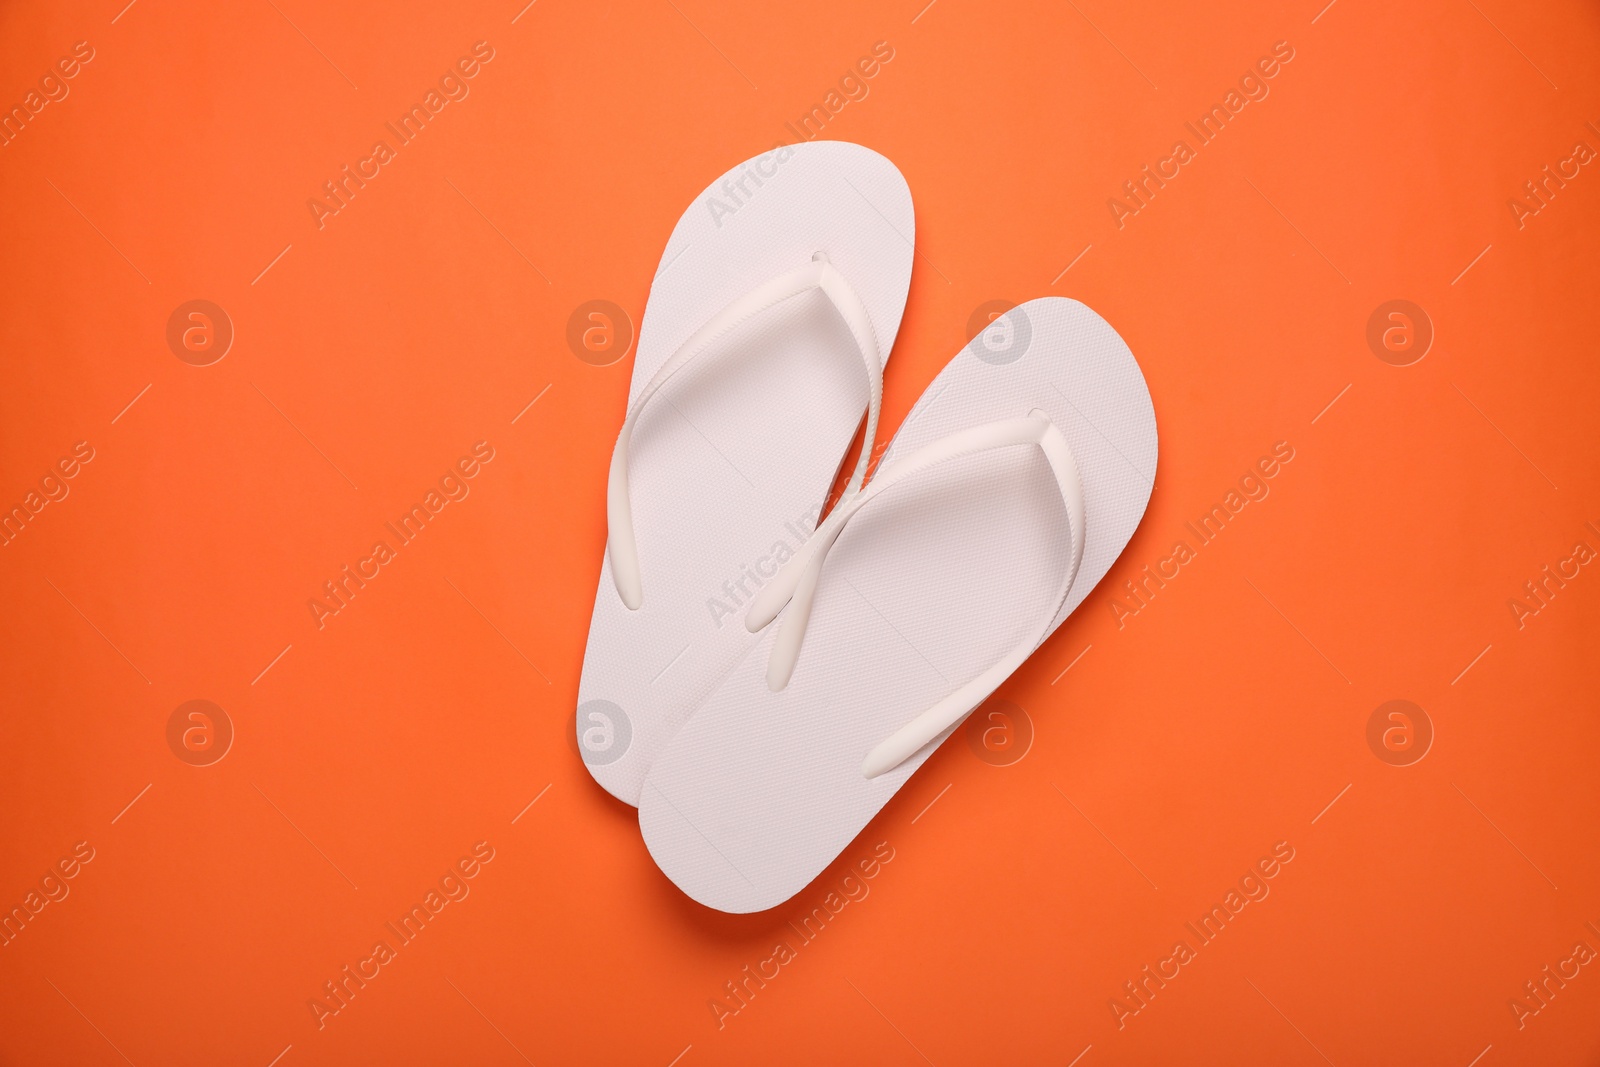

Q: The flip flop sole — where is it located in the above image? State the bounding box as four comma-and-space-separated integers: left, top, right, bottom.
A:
577, 142, 914, 806
638, 297, 1157, 911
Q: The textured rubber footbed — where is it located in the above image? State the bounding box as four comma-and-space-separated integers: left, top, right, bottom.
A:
576, 141, 914, 806
638, 297, 1158, 912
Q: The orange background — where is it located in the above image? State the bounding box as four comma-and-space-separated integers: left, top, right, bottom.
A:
2, 0, 1598, 1063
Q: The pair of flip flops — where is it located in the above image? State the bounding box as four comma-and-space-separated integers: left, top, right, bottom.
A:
574, 141, 1157, 914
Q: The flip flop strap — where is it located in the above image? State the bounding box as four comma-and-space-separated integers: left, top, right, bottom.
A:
606, 253, 883, 610
746, 412, 1086, 778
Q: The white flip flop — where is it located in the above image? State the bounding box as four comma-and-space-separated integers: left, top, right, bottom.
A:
576, 141, 915, 806
637, 297, 1158, 912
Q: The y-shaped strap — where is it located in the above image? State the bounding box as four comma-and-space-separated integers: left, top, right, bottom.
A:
607, 253, 883, 610
745, 412, 1086, 779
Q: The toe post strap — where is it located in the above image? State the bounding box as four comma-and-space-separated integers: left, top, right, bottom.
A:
607, 255, 883, 610
750, 411, 1087, 778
